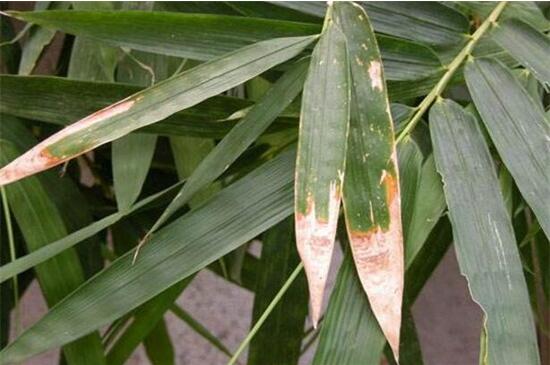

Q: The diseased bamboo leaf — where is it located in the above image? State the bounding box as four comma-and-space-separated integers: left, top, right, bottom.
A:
0, 118, 105, 365
465, 58, 550, 239
0, 149, 297, 364
334, 3, 403, 358
430, 98, 540, 364
0, 35, 316, 186
0, 75, 273, 139
248, 217, 308, 365
295, 8, 349, 327
492, 18, 550, 86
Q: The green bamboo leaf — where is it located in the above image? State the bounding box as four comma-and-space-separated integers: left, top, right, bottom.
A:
0, 149, 297, 364
247, 217, 308, 365
18, 2, 70, 75
492, 18, 550, 86
67, 2, 119, 82
0, 75, 268, 139
0, 11, 21, 74
430, 98, 540, 364
463, 1, 549, 31
6, 9, 444, 82
404, 155, 446, 266
143, 58, 309, 242
271, 1, 469, 47
143, 319, 175, 365
0, 119, 105, 365
0, 179, 184, 284
377, 35, 442, 81
294, 8, 349, 328
0, 35, 316, 186
334, 3, 403, 358
465, 58, 550, 239
8, 10, 319, 61
169, 304, 234, 358
106, 280, 191, 365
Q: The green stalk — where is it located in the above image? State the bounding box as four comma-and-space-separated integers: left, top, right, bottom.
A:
395, 1, 508, 144
227, 263, 304, 365
1, 187, 20, 337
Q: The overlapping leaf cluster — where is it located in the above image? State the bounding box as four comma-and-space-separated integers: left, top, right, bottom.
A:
0, 2, 548, 365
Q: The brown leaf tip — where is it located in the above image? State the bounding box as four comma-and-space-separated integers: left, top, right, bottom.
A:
296, 183, 341, 326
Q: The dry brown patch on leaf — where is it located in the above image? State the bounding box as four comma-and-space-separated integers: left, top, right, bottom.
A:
0, 98, 136, 186
347, 157, 403, 361
295, 183, 341, 328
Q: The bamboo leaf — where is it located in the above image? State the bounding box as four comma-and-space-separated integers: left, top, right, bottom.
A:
0, 119, 105, 365
492, 18, 550, 86
465, 58, 550, 239
430, 98, 540, 364
8, 10, 319, 61
334, 3, 403, 358
6, 9, 444, 82
143, 319, 175, 365
294, 8, 349, 327
247, 217, 308, 365
271, 1, 469, 47
0, 149, 297, 364
0, 35, 316, 186
147, 57, 308, 238
18, 2, 70, 75
0, 75, 266, 139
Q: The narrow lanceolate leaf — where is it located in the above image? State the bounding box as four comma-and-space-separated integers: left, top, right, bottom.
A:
248, 217, 308, 365
149, 58, 308, 235
0, 35, 316, 186
0, 119, 105, 365
334, 3, 403, 359
465, 58, 550, 239
295, 11, 349, 327
430, 99, 540, 364
492, 18, 550, 86
8, 10, 319, 61
0, 149, 297, 365
18, 2, 70, 75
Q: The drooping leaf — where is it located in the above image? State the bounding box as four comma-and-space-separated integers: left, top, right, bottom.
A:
312, 248, 386, 365
248, 217, 308, 365
294, 9, 349, 327
465, 58, 550, 239
0, 11, 21, 74
334, 3, 403, 358
492, 18, 550, 86
0, 118, 105, 365
0, 148, 297, 364
430, 98, 540, 364
0, 35, 316, 186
